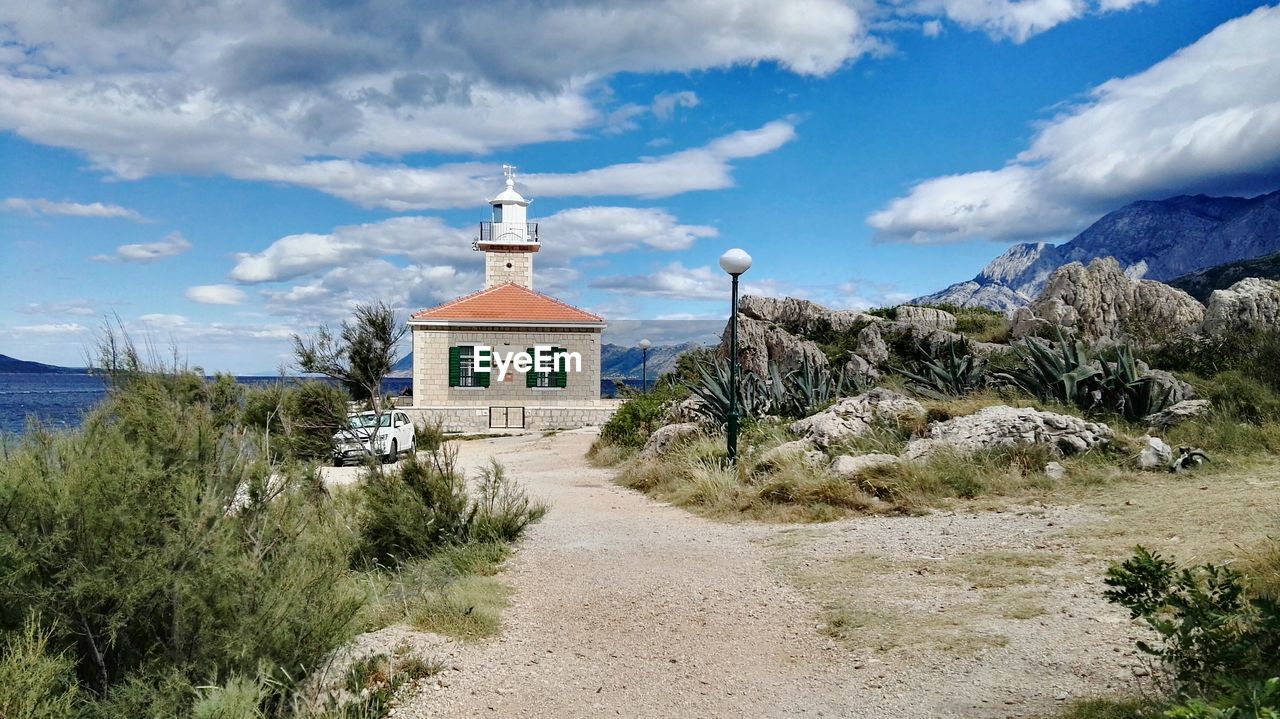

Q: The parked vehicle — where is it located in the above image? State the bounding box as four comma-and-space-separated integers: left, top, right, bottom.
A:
332, 410, 416, 466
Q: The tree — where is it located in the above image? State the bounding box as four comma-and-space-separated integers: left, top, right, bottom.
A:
292, 302, 407, 409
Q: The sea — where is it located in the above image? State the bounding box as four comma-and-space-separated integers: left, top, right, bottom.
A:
0, 374, 647, 435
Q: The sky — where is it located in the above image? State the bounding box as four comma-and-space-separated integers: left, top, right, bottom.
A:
2, 0, 1279, 373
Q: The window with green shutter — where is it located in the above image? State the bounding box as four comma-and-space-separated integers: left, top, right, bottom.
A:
449, 346, 485, 388
526, 346, 565, 388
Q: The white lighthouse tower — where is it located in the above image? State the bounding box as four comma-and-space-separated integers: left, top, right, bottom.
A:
476, 165, 539, 289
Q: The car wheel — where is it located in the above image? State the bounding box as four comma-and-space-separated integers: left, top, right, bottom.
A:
384, 439, 397, 464
333, 457, 343, 467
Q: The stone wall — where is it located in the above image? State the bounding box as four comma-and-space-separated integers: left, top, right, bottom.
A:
412, 325, 602, 406
406, 402, 619, 433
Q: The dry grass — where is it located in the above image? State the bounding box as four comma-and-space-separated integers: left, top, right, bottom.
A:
364, 542, 514, 641
586, 440, 632, 468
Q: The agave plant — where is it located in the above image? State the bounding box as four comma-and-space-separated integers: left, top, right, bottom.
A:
893, 338, 986, 400
996, 330, 1103, 410
1097, 344, 1173, 421
685, 358, 769, 428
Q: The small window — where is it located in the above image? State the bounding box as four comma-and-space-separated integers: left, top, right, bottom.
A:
492, 205, 504, 223
458, 346, 476, 387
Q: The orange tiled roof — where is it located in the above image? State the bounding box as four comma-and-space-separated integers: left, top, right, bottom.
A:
410, 283, 604, 324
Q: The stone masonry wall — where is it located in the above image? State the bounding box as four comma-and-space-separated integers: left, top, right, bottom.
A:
406, 403, 619, 433
411, 325, 603, 407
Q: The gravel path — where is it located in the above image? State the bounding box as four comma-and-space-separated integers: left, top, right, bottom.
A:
338, 430, 1143, 718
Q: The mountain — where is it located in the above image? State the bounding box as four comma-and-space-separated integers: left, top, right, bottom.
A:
0, 354, 86, 374
1168, 250, 1280, 303
917, 190, 1280, 311
601, 342, 701, 379
386, 342, 703, 379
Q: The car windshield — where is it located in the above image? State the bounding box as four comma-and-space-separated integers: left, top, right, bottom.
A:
348, 414, 390, 429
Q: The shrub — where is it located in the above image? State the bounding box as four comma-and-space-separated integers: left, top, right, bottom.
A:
598, 381, 687, 448
892, 337, 987, 399
1104, 547, 1280, 702
0, 372, 364, 714
241, 380, 349, 462
1202, 371, 1280, 425
0, 616, 83, 719
354, 451, 545, 566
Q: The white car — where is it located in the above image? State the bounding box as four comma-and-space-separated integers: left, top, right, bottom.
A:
332, 410, 416, 466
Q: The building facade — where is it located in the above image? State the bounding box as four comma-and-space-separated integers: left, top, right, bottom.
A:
407, 168, 616, 431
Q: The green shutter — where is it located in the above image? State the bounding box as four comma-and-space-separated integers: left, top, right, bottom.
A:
525, 347, 536, 387
476, 354, 490, 387
555, 347, 568, 388
448, 346, 461, 387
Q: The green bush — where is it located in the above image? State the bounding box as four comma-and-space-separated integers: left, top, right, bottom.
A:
1146, 330, 1280, 394
0, 616, 83, 719
1104, 547, 1280, 705
354, 451, 545, 567
240, 379, 348, 462
599, 381, 687, 448
1202, 371, 1280, 425
0, 372, 364, 715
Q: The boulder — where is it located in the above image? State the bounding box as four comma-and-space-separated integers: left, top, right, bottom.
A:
758, 439, 821, 468
1013, 258, 1204, 343
1202, 278, 1280, 335
894, 305, 957, 331
662, 396, 708, 425
856, 324, 890, 365
903, 406, 1113, 461
1144, 399, 1212, 430
1142, 369, 1196, 405
639, 422, 702, 460
829, 453, 900, 480
790, 389, 926, 449
1044, 461, 1067, 482
1138, 436, 1173, 470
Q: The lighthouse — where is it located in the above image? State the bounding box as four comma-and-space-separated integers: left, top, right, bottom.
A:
476, 165, 539, 289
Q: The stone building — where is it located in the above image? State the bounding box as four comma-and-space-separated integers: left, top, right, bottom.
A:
407, 167, 616, 431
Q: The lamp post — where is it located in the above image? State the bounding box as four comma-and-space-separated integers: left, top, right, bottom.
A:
719, 248, 752, 462
639, 338, 651, 393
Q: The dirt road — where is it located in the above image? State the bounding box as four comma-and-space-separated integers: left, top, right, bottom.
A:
369, 430, 1143, 718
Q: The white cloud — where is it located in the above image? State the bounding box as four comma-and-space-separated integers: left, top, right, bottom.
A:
186, 284, 247, 305
869, 5, 1280, 243
590, 262, 800, 301
12, 322, 89, 334
905, 0, 1152, 43
0, 1, 862, 187
248, 120, 798, 210
93, 232, 192, 263
18, 299, 97, 316
2, 197, 147, 221
652, 91, 699, 120
921, 19, 943, 37
231, 206, 716, 285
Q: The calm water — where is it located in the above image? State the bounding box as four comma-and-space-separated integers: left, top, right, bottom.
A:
1, 374, 639, 435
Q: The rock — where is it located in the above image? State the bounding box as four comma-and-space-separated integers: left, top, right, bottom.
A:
1014, 258, 1205, 343
1142, 369, 1196, 405
639, 422, 702, 460
894, 305, 957, 331
723, 315, 830, 377
736, 295, 872, 334
662, 396, 707, 425
843, 355, 880, 383
1144, 399, 1212, 430
903, 406, 1113, 461
1202, 277, 1280, 335
829, 453, 900, 480
759, 439, 820, 468
1044, 461, 1067, 481
856, 324, 890, 365
1138, 436, 1173, 470
790, 389, 927, 450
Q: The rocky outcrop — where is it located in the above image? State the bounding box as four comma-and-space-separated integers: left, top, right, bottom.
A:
736, 295, 870, 334
725, 315, 830, 377
1202, 278, 1280, 335
1143, 369, 1196, 405
829, 453, 900, 479
1014, 258, 1205, 343
894, 306, 956, 331
855, 324, 889, 365
790, 389, 926, 449
758, 439, 824, 468
1144, 399, 1212, 430
639, 422, 702, 460
903, 406, 1112, 461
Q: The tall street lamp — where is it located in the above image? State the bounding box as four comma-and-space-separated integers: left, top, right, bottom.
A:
639, 338, 651, 393
719, 248, 752, 462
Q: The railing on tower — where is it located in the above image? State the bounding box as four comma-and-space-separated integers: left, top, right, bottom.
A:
476, 222, 538, 247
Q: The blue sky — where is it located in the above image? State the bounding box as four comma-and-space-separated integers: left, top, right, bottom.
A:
2, 0, 1278, 372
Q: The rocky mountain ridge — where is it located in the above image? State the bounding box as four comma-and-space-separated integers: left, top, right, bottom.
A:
917, 190, 1280, 310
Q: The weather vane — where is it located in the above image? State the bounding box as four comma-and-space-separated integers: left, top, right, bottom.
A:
503, 164, 517, 184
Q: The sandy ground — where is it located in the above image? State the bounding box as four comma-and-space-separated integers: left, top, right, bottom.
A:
322, 430, 1147, 719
